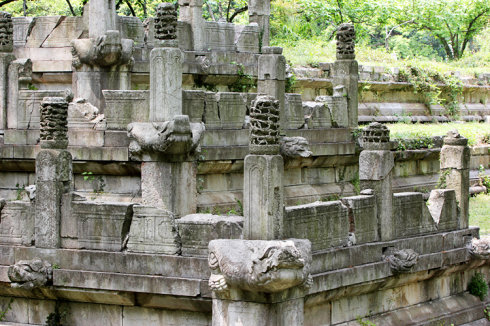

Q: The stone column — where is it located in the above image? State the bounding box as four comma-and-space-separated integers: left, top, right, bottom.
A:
88, 0, 116, 39
178, 0, 205, 51
35, 97, 73, 248
150, 3, 183, 122
440, 130, 470, 229
257, 47, 286, 131
0, 11, 15, 134
249, 0, 270, 47
243, 95, 284, 240
331, 23, 358, 128
359, 123, 394, 241
208, 239, 311, 326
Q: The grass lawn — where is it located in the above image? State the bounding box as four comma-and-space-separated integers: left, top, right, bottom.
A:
469, 193, 490, 236
385, 122, 490, 147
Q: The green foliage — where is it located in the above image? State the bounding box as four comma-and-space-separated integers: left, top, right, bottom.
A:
436, 169, 451, 189
468, 272, 488, 301
15, 183, 25, 200
0, 298, 13, 322
350, 172, 360, 195
395, 136, 433, 151
45, 303, 68, 326
356, 316, 376, 326
228, 62, 255, 92
478, 165, 490, 192
82, 172, 105, 196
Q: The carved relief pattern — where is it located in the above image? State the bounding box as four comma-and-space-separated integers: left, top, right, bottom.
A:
8, 259, 53, 290
0, 11, 13, 52
362, 122, 390, 144
249, 95, 280, 155
154, 3, 178, 41
39, 97, 69, 149
336, 23, 355, 59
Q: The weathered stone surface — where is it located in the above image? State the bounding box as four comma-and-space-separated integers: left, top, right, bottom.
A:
0, 11, 14, 53
341, 195, 378, 244
384, 248, 418, 273
249, 95, 281, 155
235, 24, 260, 53
0, 201, 33, 246
127, 117, 204, 160
75, 201, 133, 251
279, 137, 312, 158
332, 60, 358, 127
127, 205, 180, 255
140, 161, 197, 216
336, 23, 355, 60
149, 47, 183, 121
243, 154, 284, 240
87, 0, 116, 39
40, 97, 68, 149
177, 214, 243, 257
215, 92, 247, 129
154, 3, 178, 44
204, 21, 236, 51
468, 236, 489, 260
284, 93, 304, 129
182, 90, 205, 123
427, 189, 458, 231
285, 201, 349, 251
208, 239, 311, 293
103, 90, 149, 129
8, 259, 52, 289
393, 192, 435, 238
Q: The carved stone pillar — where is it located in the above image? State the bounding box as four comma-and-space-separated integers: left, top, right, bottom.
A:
440, 130, 470, 229
359, 122, 394, 241
150, 3, 183, 122
257, 47, 286, 131
178, 0, 205, 51
0, 11, 15, 133
208, 239, 312, 326
243, 95, 285, 240
331, 23, 358, 128
72, 0, 133, 111
249, 0, 270, 47
35, 97, 73, 248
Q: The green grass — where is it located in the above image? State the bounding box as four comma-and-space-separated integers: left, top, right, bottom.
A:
385, 122, 490, 147
469, 193, 490, 236
275, 38, 490, 77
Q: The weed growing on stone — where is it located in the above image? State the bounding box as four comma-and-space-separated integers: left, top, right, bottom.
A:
0, 298, 13, 321
356, 316, 376, 326
82, 172, 105, 198
436, 169, 451, 189
468, 272, 488, 301
15, 183, 25, 200
45, 302, 68, 326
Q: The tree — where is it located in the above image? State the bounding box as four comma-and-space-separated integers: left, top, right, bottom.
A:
397, 0, 490, 60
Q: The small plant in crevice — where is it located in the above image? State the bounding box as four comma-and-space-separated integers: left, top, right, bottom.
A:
0, 298, 13, 322
45, 302, 68, 326
350, 172, 361, 195
468, 272, 488, 301
15, 183, 26, 200
285, 63, 297, 93
436, 169, 451, 189
356, 316, 376, 326
484, 305, 490, 320
82, 172, 106, 199
229, 62, 255, 93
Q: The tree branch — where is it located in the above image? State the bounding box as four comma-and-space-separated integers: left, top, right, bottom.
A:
229, 6, 248, 23
65, 0, 76, 15
0, 0, 18, 7
124, 0, 136, 16
207, 3, 216, 21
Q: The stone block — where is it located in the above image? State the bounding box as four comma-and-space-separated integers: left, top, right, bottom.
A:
183, 90, 205, 123
203, 92, 221, 129
0, 296, 29, 323
243, 155, 284, 240
426, 189, 458, 231
341, 195, 378, 244
61, 302, 122, 326
68, 130, 104, 147
258, 54, 286, 81
440, 145, 470, 170
25, 16, 61, 48
204, 21, 236, 51
122, 306, 211, 326
235, 24, 260, 53
284, 201, 349, 251
216, 92, 246, 129
12, 17, 32, 47
316, 95, 348, 128
0, 201, 33, 246
303, 101, 331, 128
43, 17, 84, 47
127, 205, 180, 255
117, 16, 145, 46
332, 60, 358, 127
141, 161, 197, 217
444, 168, 470, 229
359, 150, 394, 181
104, 90, 149, 130
393, 192, 435, 238
177, 214, 243, 257
75, 201, 134, 251
9, 90, 66, 130
104, 130, 130, 147
284, 94, 305, 129
150, 47, 183, 122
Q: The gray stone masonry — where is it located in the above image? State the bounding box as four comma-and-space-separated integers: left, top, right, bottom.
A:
209, 239, 311, 326
440, 130, 470, 229
258, 47, 286, 130
178, 0, 204, 51
0, 12, 14, 133
359, 123, 394, 241
249, 0, 271, 47
88, 0, 116, 39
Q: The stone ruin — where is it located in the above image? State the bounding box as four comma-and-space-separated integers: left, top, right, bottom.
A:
0, 2, 488, 325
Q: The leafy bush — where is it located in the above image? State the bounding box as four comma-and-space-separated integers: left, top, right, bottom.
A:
468, 272, 489, 301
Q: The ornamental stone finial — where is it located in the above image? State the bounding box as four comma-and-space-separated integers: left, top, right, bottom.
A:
0, 11, 13, 52
154, 3, 178, 47
249, 95, 280, 155
40, 97, 69, 149
336, 23, 355, 60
